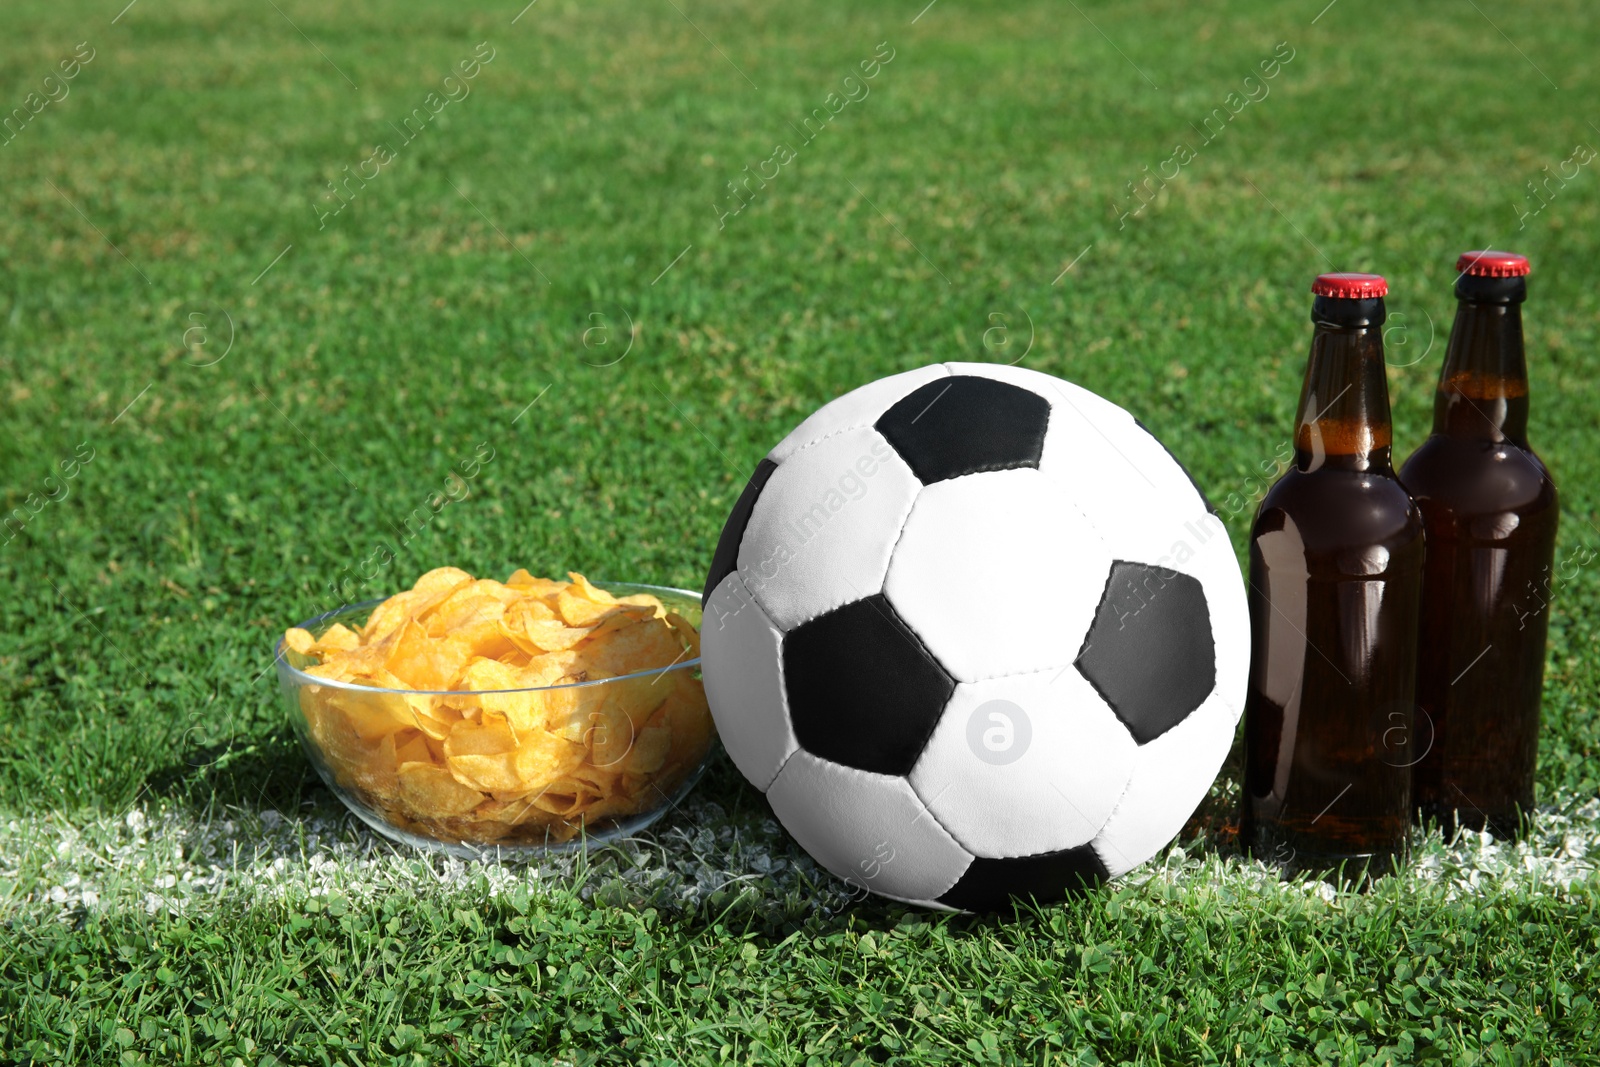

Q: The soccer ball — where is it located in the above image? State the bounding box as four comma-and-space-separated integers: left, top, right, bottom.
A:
699, 363, 1247, 912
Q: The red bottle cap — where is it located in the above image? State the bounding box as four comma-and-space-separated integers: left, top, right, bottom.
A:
1311, 273, 1388, 299
1456, 250, 1531, 278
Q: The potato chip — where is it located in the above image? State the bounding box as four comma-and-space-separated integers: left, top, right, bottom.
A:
405, 692, 462, 740
303, 638, 391, 684
532, 685, 588, 740
589, 702, 638, 769
302, 693, 410, 800
444, 717, 518, 757
461, 658, 544, 733
287, 567, 714, 845
665, 612, 701, 659
442, 719, 521, 792
300, 686, 375, 772
397, 761, 482, 817
620, 771, 662, 801
526, 777, 602, 818
426, 591, 506, 633
653, 675, 715, 767
426, 579, 521, 628
445, 753, 522, 794
473, 795, 544, 825
364, 584, 457, 643
505, 568, 567, 598
577, 791, 645, 823
413, 566, 476, 598
291, 620, 363, 662
393, 729, 432, 766
582, 615, 688, 680
285, 627, 317, 657
623, 725, 672, 774
316, 622, 363, 653
570, 763, 624, 797
455, 619, 520, 661
322, 683, 416, 742
500, 599, 592, 655
557, 590, 659, 629
522, 650, 582, 686
422, 732, 449, 763
567, 572, 618, 606
619, 593, 667, 616
514, 732, 587, 784
388, 621, 474, 690
595, 671, 671, 732
555, 585, 612, 627
362, 732, 406, 798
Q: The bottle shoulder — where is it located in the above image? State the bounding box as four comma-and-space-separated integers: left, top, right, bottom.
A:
1252, 466, 1424, 567
1256, 465, 1420, 523
1398, 434, 1558, 519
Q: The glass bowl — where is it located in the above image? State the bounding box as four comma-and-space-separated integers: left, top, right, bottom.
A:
274, 581, 714, 858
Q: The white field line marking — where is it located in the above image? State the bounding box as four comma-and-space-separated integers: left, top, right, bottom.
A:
4, 793, 1598, 920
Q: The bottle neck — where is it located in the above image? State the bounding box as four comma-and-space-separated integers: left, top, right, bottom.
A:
1433, 299, 1529, 443
1293, 322, 1394, 473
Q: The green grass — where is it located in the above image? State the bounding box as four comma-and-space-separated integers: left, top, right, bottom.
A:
2, 0, 1599, 1062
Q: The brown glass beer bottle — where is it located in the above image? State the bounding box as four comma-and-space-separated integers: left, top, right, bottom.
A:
1399, 251, 1558, 839
1242, 273, 1426, 879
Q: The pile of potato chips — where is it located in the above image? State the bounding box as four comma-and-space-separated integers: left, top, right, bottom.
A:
281, 567, 713, 846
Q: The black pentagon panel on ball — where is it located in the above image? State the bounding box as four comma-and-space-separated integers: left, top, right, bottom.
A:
1075, 560, 1216, 745
874, 375, 1050, 485
1133, 416, 1216, 514
782, 594, 956, 776
937, 843, 1108, 912
701, 458, 779, 605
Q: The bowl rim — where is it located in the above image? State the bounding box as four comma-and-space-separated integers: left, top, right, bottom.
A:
273, 580, 703, 697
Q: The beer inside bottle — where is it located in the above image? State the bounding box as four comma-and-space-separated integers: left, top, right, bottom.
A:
1399, 251, 1558, 839
1242, 273, 1425, 880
